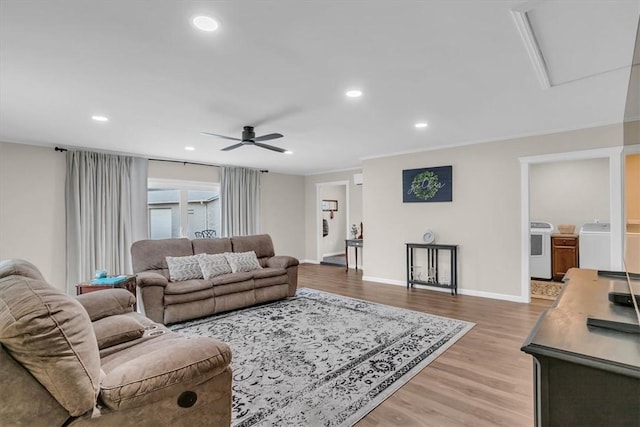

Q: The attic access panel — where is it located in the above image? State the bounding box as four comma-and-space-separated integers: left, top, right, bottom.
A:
525, 1, 637, 86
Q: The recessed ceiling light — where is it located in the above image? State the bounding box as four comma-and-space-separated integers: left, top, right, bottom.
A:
184, 146, 195, 151
284, 150, 293, 155
414, 122, 428, 128
346, 90, 362, 98
193, 15, 219, 32
91, 115, 109, 122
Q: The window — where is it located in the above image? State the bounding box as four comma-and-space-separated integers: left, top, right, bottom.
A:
147, 180, 220, 239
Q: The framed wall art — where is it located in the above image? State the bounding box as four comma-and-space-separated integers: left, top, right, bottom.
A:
402, 165, 453, 203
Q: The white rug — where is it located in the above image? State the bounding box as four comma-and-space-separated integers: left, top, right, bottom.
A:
170, 288, 474, 426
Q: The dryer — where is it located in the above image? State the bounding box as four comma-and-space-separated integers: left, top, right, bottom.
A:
530, 221, 554, 279
579, 222, 611, 270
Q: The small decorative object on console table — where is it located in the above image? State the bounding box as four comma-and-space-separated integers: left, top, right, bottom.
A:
76, 274, 137, 309
406, 243, 458, 295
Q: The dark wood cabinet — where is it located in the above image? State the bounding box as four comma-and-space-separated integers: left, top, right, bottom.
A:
521, 269, 640, 426
551, 234, 578, 281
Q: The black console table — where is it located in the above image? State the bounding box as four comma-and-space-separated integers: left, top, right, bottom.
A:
345, 239, 363, 272
521, 268, 640, 426
406, 243, 458, 295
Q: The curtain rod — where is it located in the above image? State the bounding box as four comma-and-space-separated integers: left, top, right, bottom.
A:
54, 147, 268, 173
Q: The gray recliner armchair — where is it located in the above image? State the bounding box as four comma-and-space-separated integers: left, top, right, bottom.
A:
0, 259, 232, 426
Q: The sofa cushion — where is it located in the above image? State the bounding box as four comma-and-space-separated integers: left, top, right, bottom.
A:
166, 254, 204, 282
92, 315, 146, 349
198, 253, 232, 279
192, 238, 232, 255
230, 234, 275, 258
100, 335, 232, 410
131, 238, 193, 273
211, 271, 254, 286
225, 251, 262, 273
0, 258, 45, 281
252, 267, 287, 279
0, 274, 101, 416
165, 279, 213, 295
76, 288, 135, 321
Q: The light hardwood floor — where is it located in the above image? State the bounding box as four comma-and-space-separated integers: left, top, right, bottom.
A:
297, 263, 552, 427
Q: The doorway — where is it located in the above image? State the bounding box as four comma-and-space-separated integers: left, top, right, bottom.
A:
316, 181, 350, 265
520, 147, 624, 303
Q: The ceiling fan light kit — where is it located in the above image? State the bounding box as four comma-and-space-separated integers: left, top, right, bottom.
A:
201, 125, 290, 153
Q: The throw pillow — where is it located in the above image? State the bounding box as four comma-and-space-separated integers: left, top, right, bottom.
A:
198, 254, 232, 279
92, 315, 145, 349
224, 251, 262, 273
166, 254, 203, 282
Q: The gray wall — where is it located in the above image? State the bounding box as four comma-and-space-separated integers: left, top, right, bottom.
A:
530, 158, 610, 230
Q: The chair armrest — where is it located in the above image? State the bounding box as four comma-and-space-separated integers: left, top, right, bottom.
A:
100, 336, 232, 410
136, 271, 168, 288
76, 288, 135, 321
266, 256, 299, 269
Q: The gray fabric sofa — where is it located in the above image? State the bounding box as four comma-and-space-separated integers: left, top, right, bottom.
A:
131, 234, 299, 324
0, 259, 232, 427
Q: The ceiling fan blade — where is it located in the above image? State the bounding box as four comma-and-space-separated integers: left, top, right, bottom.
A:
200, 132, 242, 142
254, 142, 287, 153
253, 133, 283, 142
221, 143, 246, 151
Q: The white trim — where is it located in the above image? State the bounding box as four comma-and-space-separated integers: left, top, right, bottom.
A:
305, 166, 362, 176
322, 251, 344, 257
623, 144, 640, 154
362, 276, 405, 286
510, 1, 551, 90
316, 181, 350, 263
518, 147, 621, 164
360, 120, 621, 162
520, 161, 531, 303
301, 259, 320, 265
519, 146, 624, 301
363, 276, 528, 303
610, 151, 624, 270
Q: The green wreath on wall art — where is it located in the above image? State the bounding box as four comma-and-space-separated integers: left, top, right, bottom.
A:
410, 171, 444, 200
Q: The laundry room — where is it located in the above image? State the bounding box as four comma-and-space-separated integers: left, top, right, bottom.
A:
625, 153, 640, 274
529, 157, 611, 292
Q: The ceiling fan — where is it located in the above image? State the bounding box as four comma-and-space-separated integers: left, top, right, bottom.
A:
200, 126, 289, 153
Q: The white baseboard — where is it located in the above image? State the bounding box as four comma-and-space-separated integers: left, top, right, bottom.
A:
362, 276, 405, 286
301, 259, 320, 264
322, 251, 344, 257
362, 276, 528, 303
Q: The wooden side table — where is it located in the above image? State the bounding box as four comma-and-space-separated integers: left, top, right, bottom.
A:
76, 275, 137, 309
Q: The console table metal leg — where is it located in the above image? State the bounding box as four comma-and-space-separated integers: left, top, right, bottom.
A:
345, 243, 349, 272
451, 249, 457, 295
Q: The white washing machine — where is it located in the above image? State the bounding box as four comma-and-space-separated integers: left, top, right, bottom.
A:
579, 223, 611, 270
530, 221, 554, 279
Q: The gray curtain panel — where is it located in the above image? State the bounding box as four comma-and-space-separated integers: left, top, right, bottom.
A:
65, 151, 148, 293
220, 166, 261, 237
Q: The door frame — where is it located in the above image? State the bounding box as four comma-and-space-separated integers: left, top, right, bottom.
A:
519, 146, 624, 302
316, 181, 350, 263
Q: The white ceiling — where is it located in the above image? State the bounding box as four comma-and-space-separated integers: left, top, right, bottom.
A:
1, 1, 638, 175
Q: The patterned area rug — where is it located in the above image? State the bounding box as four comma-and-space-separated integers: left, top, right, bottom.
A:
531, 280, 564, 300
170, 288, 474, 427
